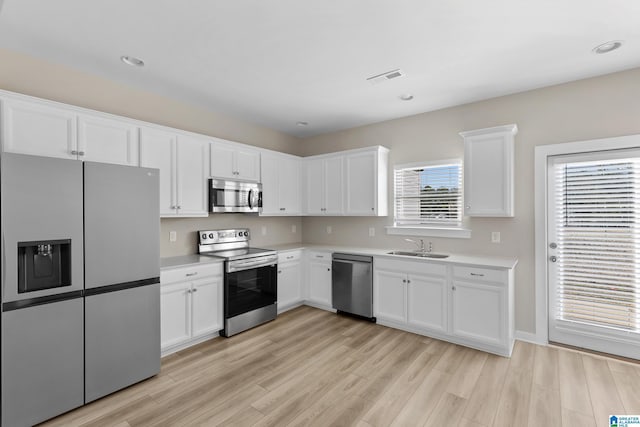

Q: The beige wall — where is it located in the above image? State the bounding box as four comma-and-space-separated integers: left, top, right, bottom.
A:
300, 67, 640, 334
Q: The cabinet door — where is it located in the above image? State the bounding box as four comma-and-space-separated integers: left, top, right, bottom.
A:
236, 148, 260, 181
140, 127, 177, 216
450, 280, 505, 346
407, 274, 447, 333
176, 135, 209, 216
78, 115, 139, 166
279, 156, 301, 214
373, 270, 406, 323
305, 158, 324, 214
191, 277, 223, 337
210, 141, 236, 179
277, 262, 302, 311
259, 152, 280, 215
2, 98, 77, 159
345, 151, 376, 215
160, 282, 191, 349
324, 156, 344, 215
308, 260, 332, 307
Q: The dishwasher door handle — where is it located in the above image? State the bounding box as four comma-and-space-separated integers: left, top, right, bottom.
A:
332, 259, 371, 265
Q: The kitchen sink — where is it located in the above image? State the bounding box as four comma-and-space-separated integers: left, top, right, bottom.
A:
387, 251, 449, 259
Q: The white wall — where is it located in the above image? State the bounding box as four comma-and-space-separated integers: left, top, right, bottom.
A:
299, 67, 640, 334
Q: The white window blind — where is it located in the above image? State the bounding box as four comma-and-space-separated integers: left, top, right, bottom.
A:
394, 161, 462, 226
554, 157, 640, 332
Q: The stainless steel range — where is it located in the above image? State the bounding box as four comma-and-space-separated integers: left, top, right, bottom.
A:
198, 229, 277, 337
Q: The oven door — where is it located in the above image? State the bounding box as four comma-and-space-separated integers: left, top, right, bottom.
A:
225, 263, 277, 319
209, 179, 262, 213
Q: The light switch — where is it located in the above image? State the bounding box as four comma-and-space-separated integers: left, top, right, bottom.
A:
261, 226, 267, 236
369, 227, 375, 237
326, 226, 332, 235
169, 231, 177, 242
491, 231, 501, 243
291, 224, 297, 233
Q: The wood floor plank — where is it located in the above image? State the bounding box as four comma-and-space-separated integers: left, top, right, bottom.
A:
36, 306, 640, 427
581, 354, 626, 424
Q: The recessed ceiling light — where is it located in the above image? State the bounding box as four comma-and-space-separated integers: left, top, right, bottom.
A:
399, 94, 414, 101
296, 121, 308, 126
121, 55, 145, 67
592, 40, 623, 54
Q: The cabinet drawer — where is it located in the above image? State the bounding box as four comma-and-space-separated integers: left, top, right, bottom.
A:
375, 257, 447, 277
161, 263, 223, 285
452, 265, 506, 284
278, 250, 302, 264
306, 251, 332, 262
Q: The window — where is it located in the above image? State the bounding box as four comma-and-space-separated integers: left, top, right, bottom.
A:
393, 160, 463, 227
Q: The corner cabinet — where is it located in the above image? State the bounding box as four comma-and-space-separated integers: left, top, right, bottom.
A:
160, 263, 223, 356
460, 124, 517, 217
374, 256, 515, 357
1, 95, 139, 166
140, 127, 209, 217
210, 137, 260, 182
260, 151, 302, 216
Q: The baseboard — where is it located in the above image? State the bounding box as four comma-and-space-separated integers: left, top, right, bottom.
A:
515, 330, 545, 345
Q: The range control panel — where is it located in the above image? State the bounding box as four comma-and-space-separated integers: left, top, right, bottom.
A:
198, 228, 250, 245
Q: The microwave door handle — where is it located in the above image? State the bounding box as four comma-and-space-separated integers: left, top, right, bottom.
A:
247, 189, 253, 209
257, 190, 262, 208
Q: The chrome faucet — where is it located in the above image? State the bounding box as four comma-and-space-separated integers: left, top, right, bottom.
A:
405, 238, 432, 253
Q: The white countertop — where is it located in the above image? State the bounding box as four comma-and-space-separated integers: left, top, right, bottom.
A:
266, 242, 518, 269
160, 254, 223, 270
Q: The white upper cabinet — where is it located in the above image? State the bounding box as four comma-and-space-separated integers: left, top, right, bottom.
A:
304, 155, 344, 215
344, 146, 389, 216
210, 138, 260, 181
78, 114, 139, 166
140, 127, 209, 217
1, 95, 139, 165
2, 97, 77, 159
460, 124, 517, 217
260, 151, 301, 216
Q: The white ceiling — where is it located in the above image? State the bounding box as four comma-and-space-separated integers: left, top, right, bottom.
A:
1, 1, 639, 138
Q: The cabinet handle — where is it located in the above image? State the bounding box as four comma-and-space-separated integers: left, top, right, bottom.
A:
192, 288, 198, 293
185, 272, 198, 277
280, 208, 285, 211
371, 207, 374, 211
176, 205, 182, 209
470, 273, 485, 277
407, 279, 411, 284
78, 151, 85, 156
187, 289, 192, 294
402, 279, 406, 283
327, 268, 330, 272
316, 255, 324, 258
286, 256, 293, 259
71, 150, 78, 155
278, 270, 282, 274
452, 286, 456, 291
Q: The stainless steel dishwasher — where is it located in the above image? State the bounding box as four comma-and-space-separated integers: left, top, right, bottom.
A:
331, 253, 375, 321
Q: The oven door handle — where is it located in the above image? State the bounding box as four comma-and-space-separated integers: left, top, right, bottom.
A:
227, 256, 278, 273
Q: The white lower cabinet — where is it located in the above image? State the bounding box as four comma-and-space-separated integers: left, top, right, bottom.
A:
305, 251, 333, 309
277, 251, 303, 313
374, 258, 448, 335
160, 263, 223, 355
374, 257, 514, 357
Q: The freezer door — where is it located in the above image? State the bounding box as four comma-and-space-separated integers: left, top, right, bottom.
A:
1, 153, 84, 303
83, 161, 160, 289
84, 283, 160, 403
1, 298, 84, 427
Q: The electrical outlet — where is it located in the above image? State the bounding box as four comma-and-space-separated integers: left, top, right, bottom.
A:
261, 226, 267, 236
291, 224, 297, 233
169, 231, 177, 242
326, 226, 332, 235
369, 227, 375, 237
491, 231, 501, 243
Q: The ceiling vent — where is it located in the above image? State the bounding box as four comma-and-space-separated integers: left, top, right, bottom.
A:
366, 69, 405, 85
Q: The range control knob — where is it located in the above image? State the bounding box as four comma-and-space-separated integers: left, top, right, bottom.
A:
201, 233, 207, 240
209, 233, 214, 239
244, 231, 249, 237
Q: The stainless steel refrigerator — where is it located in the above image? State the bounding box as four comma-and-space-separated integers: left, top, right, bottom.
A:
1, 153, 160, 426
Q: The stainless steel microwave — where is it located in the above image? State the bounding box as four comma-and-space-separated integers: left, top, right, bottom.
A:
209, 179, 262, 213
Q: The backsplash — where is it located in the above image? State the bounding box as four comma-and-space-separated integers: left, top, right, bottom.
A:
160, 215, 303, 257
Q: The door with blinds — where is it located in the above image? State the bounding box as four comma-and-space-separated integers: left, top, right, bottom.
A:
548, 149, 640, 359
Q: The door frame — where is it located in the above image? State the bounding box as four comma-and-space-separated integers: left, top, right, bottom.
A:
534, 133, 640, 345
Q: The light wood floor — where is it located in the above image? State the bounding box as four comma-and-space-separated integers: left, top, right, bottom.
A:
41, 306, 640, 427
